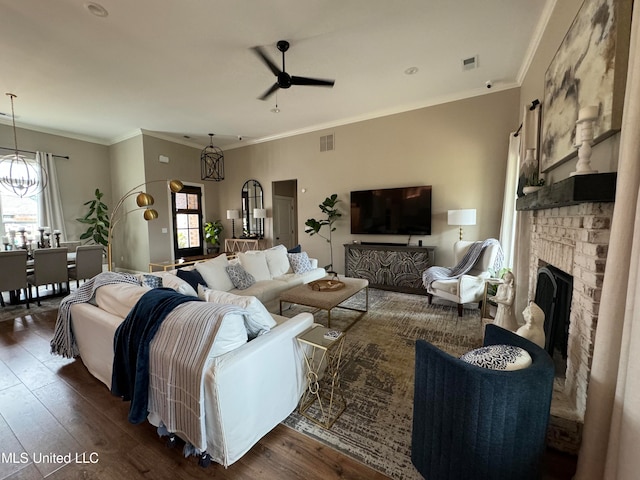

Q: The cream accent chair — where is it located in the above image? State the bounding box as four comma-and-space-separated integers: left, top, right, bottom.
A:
27, 247, 69, 306
0, 250, 29, 308
68, 245, 104, 287
426, 240, 502, 317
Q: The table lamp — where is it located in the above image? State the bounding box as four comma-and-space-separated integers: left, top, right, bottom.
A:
447, 209, 476, 241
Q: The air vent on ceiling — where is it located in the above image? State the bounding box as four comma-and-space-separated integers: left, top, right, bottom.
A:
462, 55, 479, 71
320, 134, 334, 152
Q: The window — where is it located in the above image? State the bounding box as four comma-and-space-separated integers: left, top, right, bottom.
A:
171, 185, 203, 259
0, 157, 40, 247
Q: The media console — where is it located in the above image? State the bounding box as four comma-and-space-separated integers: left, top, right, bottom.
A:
344, 243, 436, 295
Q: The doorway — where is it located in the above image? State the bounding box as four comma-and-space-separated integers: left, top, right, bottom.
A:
272, 180, 298, 249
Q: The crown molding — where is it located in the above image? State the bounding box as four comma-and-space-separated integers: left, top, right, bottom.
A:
0, 117, 110, 145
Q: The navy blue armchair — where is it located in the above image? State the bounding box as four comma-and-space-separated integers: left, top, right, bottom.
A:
411, 324, 554, 480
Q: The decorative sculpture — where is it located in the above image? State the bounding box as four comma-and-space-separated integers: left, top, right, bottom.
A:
516, 301, 546, 348
489, 271, 519, 331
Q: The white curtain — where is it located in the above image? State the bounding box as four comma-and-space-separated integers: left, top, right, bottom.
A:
575, 1, 640, 478
499, 133, 520, 268
36, 152, 67, 240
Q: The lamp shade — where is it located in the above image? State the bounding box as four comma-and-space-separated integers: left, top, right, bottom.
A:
447, 209, 476, 226
253, 208, 267, 219
226, 209, 240, 220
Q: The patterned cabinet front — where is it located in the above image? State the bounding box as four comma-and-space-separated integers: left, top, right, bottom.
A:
344, 244, 435, 295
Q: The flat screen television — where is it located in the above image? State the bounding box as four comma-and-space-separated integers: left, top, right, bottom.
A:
350, 185, 432, 235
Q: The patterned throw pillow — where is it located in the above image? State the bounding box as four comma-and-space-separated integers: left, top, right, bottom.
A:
460, 344, 532, 371
176, 268, 207, 291
287, 251, 313, 274
225, 263, 256, 290
140, 274, 163, 289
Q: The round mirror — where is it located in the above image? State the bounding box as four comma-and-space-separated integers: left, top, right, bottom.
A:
241, 179, 263, 237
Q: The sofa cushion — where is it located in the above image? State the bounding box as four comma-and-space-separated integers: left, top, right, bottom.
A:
195, 254, 234, 292
225, 263, 256, 290
287, 251, 313, 274
238, 251, 271, 281
460, 344, 532, 371
149, 272, 198, 297
95, 283, 151, 319
176, 268, 207, 291
265, 244, 292, 277
198, 286, 276, 339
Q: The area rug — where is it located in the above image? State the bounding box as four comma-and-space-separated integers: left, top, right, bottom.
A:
281, 288, 484, 480
0, 293, 62, 323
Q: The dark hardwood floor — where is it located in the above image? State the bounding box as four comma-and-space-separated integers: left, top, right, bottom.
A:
0, 309, 576, 480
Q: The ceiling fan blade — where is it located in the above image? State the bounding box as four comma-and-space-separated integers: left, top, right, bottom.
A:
290, 76, 335, 87
251, 46, 281, 77
258, 83, 280, 101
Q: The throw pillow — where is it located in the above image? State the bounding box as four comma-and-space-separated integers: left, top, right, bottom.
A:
287, 251, 313, 274
195, 254, 234, 292
197, 286, 276, 339
225, 263, 256, 290
238, 251, 271, 281
140, 274, 163, 289
460, 344, 532, 371
176, 268, 207, 291
264, 244, 292, 277
150, 272, 198, 297
287, 244, 302, 254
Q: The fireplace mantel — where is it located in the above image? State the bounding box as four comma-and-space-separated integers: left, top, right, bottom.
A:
516, 172, 617, 211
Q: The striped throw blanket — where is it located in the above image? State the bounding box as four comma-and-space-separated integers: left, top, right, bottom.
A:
50, 271, 141, 358
422, 238, 503, 289
147, 301, 250, 452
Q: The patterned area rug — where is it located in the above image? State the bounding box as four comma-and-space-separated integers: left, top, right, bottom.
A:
0, 290, 64, 323
281, 287, 484, 480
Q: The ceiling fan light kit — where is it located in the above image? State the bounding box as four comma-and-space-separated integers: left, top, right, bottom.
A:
253, 40, 335, 101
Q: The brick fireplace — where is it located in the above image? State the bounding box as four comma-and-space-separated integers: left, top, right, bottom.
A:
516, 173, 616, 453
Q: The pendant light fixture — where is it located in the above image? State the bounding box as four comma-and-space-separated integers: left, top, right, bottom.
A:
0, 93, 48, 197
201, 133, 224, 181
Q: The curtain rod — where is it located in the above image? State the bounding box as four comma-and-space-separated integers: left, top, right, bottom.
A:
0, 145, 69, 159
513, 99, 541, 137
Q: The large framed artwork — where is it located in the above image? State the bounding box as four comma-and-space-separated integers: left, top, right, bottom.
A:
540, 0, 632, 173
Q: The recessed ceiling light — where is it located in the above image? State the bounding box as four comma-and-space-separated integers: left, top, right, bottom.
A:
404, 67, 419, 75
270, 107, 280, 113
85, 2, 109, 17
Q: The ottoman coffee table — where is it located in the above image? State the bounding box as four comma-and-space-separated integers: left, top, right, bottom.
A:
279, 277, 368, 331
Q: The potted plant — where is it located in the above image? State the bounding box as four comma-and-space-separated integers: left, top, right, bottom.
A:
305, 194, 341, 273
77, 188, 109, 251
204, 220, 224, 254
523, 174, 545, 195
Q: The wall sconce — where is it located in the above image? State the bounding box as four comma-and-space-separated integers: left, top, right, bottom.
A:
447, 209, 476, 241
226, 209, 240, 238
107, 179, 183, 271
254, 208, 267, 239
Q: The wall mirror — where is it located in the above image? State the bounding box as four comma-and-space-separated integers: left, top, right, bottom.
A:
241, 179, 263, 237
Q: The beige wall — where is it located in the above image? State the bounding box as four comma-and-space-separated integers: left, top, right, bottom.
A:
218, 88, 520, 272
0, 123, 111, 241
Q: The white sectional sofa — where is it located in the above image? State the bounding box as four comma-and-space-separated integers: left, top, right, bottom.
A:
150, 244, 326, 312
69, 280, 314, 467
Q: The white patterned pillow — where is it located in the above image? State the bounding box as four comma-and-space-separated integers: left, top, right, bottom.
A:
225, 263, 256, 290
140, 274, 163, 289
287, 251, 313, 274
460, 344, 532, 371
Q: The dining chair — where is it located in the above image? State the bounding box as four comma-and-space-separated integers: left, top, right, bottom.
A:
0, 250, 30, 308
68, 245, 104, 287
27, 247, 69, 306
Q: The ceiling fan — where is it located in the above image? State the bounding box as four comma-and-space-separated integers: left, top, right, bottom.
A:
252, 40, 335, 101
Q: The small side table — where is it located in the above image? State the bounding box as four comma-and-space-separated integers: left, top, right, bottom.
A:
296, 325, 347, 429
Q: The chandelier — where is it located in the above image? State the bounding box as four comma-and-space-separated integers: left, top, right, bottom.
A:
201, 133, 224, 181
0, 93, 48, 197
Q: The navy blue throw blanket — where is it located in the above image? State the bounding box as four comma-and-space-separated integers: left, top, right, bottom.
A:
111, 288, 201, 424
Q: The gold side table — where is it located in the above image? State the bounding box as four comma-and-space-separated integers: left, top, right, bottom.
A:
296, 325, 347, 429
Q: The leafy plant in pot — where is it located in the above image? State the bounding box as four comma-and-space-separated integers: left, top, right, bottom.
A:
204, 220, 224, 254
523, 173, 545, 195
76, 188, 109, 252
304, 194, 341, 274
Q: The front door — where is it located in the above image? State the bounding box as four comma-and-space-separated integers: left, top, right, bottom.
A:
273, 195, 295, 249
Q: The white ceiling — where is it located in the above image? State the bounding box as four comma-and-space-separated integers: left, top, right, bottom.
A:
0, 0, 553, 150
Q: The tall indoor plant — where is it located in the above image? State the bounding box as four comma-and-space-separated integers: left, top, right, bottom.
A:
77, 188, 109, 249
305, 193, 341, 272
204, 220, 224, 254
